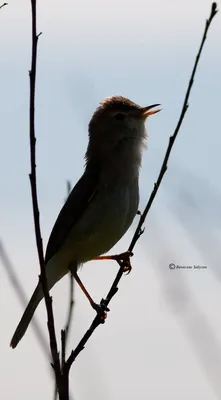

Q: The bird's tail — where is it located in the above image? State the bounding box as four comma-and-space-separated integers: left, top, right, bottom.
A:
10, 255, 74, 348
10, 282, 43, 349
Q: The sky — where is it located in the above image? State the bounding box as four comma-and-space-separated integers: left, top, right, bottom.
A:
0, 0, 221, 399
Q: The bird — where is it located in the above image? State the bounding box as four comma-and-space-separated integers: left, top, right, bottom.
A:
10, 95, 161, 348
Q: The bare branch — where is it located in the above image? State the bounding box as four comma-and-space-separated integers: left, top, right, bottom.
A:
129, 1, 218, 254
64, 273, 74, 347
29, 0, 61, 389
0, 3, 8, 9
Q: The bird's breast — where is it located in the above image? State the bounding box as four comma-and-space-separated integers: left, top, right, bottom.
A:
64, 179, 139, 263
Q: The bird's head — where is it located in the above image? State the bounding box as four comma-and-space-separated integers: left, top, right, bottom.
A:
86, 95, 161, 165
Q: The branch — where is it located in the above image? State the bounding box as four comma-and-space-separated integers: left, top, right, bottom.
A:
0, 3, 8, 9
29, 0, 61, 392
129, 2, 218, 253
63, 273, 74, 348
64, 2, 218, 369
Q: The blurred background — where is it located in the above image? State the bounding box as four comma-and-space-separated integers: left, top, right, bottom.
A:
0, 0, 221, 399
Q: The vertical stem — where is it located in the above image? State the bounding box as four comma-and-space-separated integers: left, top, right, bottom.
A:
29, 0, 63, 396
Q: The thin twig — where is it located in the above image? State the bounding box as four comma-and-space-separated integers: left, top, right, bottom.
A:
64, 274, 74, 347
129, 2, 218, 254
0, 2, 8, 9
64, 2, 218, 368
61, 330, 66, 372
60, 291, 74, 396
29, 0, 61, 390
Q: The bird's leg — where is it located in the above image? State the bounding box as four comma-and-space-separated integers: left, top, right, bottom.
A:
72, 271, 95, 307
68, 264, 109, 319
93, 250, 133, 274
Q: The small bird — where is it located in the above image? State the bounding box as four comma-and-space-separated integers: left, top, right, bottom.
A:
10, 95, 160, 348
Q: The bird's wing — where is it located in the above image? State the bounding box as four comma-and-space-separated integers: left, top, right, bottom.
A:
45, 163, 99, 264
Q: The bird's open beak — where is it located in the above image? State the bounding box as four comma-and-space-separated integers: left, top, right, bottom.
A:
140, 104, 161, 119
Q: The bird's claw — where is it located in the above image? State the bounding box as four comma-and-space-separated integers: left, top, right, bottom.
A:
123, 263, 132, 274
114, 251, 133, 274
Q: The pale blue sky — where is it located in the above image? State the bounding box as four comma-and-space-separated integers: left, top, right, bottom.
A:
0, 1, 221, 399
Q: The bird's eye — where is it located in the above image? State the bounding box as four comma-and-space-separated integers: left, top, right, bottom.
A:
114, 113, 126, 121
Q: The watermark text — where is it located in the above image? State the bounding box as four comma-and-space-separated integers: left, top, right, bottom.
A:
169, 263, 207, 270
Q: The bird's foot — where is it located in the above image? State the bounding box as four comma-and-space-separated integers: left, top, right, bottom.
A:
114, 251, 133, 274
94, 251, 133, 274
